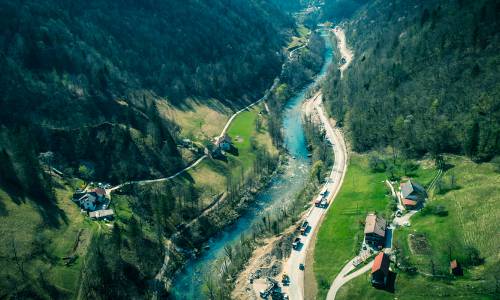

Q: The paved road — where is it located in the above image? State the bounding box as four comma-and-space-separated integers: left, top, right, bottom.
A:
282, 92, 348, 300
327, 258, 375, 300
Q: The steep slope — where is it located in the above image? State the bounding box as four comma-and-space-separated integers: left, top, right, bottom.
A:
323, 0, 500, 161
0, 1, 300, 298
0, 0, 294, 184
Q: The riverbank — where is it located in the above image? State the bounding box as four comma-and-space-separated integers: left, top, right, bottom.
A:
231, 97, 328, 299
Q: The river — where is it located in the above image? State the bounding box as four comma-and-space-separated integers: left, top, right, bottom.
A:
171, 30, 333, 299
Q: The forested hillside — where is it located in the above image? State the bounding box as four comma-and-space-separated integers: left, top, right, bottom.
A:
323, 0, 500, 161
322, 0, 369, 21
0, 0, 294, 185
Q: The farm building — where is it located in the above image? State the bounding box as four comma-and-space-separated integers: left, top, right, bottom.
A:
371, 252, 390, 288
92, 188, 107, 201
89, 209, 114, 220
400, 179, 427, 209
215, 134, 232, 151
364, 213, 387, 247
73, 188, 108, 212
77, 193, 97, 211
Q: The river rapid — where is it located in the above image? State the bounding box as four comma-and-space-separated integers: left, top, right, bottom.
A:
171, 30, 333, 299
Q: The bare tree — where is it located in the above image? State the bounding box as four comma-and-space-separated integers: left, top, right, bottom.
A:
10, 236, 25, 279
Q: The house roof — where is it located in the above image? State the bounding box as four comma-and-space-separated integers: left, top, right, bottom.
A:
401, 179, 426, 199
93, 188, 106, 196
401, 180, 415, 198
364, 213, 386, 237
403, 199, 418, 206
78, 193, 96, 202
372, 252, 390, 275
216, 134, 232, 145
89, 209, 114, 218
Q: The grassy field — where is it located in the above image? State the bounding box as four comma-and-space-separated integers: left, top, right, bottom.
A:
159, 97, 232, 142
172, 103, 277, 210
0, 178, 96, 298
287, 24, 310, 50
227, 105, 277, 170
336, 155, 500, 299
313, 154, 437, 299
313, 154, 392, 298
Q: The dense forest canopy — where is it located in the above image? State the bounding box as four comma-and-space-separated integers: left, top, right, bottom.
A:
323, 0, 500, 161
322, 0, 370, 21
0, 0, 296, 184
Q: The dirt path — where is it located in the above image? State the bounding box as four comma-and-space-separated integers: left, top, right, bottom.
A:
232, 229, 294, 300
332, 27, 354, 78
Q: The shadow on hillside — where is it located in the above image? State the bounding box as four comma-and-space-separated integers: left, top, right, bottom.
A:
177, 170, 195, 183
35, 196, 69, 229
374, 271, 397, 293
1, 182, 26, 205
0, 198, 7, 216
385, 271, 397, 293
168, 97, 241, 114
227, 146, 239, 156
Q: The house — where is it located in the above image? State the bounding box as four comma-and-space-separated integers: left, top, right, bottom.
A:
72, 190, 86, 201
450, 260, 463, 276
92, 188, 107, 202
89, 209, 114, 220
78, 193, 97, 211
210, 147, 225, 159
400, 179, 427, 209
181, 138, 192, 147
364, 213, 387, 247
215, 134, 232, 151
371, 252, 390, 288
73, 188, 107, 212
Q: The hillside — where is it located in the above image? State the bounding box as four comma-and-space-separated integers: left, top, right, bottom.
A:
323, 0, 500, 161
335, 156, 500, 299
0, 0, 295, 184
312, 0, 500, 298
0, 1, 311, 299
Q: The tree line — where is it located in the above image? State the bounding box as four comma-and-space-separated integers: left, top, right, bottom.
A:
323, 0, 500, 162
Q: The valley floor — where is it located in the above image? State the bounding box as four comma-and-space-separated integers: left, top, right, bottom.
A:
335, 156, 499, 300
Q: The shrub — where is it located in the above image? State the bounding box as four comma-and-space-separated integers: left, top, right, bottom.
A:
368, 154, 386, 173
420, 204, 448, 217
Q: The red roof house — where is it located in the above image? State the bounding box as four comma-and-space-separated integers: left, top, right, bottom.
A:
402, 198, 417, 207
371, 252, 390, 288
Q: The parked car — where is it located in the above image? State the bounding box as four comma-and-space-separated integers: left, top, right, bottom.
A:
299, 263, 305, 270
292, 237, 301, 250
300, 221, 309, 235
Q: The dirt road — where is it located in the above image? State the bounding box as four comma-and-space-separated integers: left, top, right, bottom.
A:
332, 27, 353, 78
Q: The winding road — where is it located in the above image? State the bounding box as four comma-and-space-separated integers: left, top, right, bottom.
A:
105, 79, 282, 195
282, 91, 348, 300
280, 26, 353, 300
